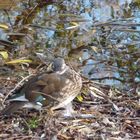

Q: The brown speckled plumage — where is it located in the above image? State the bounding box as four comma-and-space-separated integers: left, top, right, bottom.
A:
1, 58, 82, 115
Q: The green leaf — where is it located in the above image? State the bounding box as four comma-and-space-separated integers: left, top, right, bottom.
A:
0, 51, 8, 59
6, 59, 32, 64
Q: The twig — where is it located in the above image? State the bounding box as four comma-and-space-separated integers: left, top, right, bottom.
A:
3, 9, 13, 27
90, 76, 125, 82
114, 28, 140, 33
94, 22, 140, 27
24, 4, 39, 24
62, 114, 97, 119
32, 91, 59, 102
2, 74, 34, 104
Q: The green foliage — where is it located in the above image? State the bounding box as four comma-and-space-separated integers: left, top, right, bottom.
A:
27, 117, 39, 129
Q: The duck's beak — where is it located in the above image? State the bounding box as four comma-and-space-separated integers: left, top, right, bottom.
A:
47, 62, 53, 72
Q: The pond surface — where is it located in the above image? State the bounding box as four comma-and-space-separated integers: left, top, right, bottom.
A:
0, 0, 139, 90
74, 0, 139, 90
